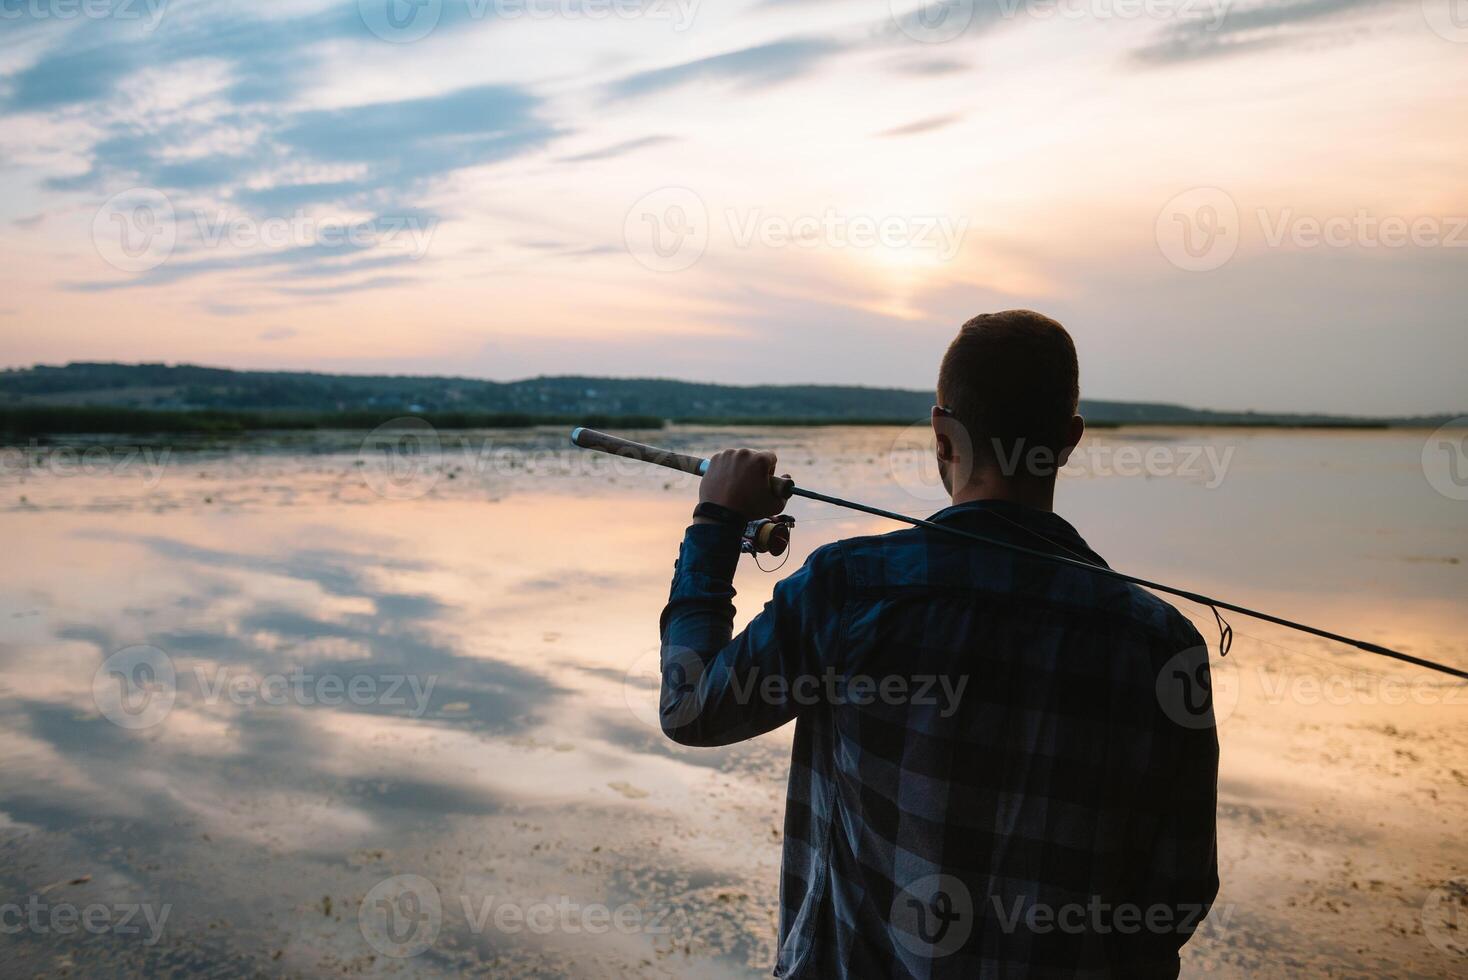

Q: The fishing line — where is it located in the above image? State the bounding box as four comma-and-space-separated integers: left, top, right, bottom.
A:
570, 428, 1468, 683
754, 548, 791, 573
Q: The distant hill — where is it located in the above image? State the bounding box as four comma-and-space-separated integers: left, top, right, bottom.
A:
0, 362, 1455, 429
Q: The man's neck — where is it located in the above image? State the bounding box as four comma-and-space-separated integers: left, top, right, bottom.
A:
950, 472, 1056, 512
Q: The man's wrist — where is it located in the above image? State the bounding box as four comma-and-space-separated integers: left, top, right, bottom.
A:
693, 501, 747, 527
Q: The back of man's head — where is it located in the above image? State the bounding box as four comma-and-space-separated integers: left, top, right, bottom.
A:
937, 310, 1080, 477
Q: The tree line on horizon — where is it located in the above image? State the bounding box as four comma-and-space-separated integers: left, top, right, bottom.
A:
0, 362, 1449, 435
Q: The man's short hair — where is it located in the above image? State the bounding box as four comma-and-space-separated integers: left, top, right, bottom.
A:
937, 310, 1079, 465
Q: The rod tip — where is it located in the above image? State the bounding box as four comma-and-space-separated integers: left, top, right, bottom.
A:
569, 427, 584, 446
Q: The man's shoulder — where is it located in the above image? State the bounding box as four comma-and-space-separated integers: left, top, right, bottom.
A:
1114, 581, 1209, 652
816, 525, 1206, 650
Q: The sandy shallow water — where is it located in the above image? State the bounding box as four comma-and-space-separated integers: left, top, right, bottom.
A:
0, 425, 1464, 977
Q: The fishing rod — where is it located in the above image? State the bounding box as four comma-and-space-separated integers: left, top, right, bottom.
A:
570, 427, 1468, 682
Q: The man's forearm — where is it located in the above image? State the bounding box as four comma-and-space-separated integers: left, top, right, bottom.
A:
658, 520, 743, 742
661, 520, 743, 644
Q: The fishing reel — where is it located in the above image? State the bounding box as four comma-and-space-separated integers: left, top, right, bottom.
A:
741, 514, 795, 561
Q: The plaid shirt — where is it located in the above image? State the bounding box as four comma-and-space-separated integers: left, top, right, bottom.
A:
660, 499, 1219, 979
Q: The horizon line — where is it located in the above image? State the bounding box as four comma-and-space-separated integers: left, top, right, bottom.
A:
2, 360, 1462, 422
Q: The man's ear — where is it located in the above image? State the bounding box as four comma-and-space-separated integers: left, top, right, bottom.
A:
932, 405, 955, 462
1055, 414, 1085, 468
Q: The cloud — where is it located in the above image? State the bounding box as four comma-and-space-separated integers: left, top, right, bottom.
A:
889, 56, 973, 77
232, 182, 369, 213
203, 302, 256, 317
5, 6, 347, 114
63, 229, 423, 292
274, 84, 556, 185
1133, 0, 1401, 65
877, 113, 962, 138
272, 274, 416, 297
4, 44, 136, 113
9, 5, 553, 216
45, 79, 555, 215
607, 37, 846, 99
559, 135, 676, 164
258, 327, 299, 341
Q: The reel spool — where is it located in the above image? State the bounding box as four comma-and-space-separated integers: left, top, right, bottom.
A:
741, 515, 795, 557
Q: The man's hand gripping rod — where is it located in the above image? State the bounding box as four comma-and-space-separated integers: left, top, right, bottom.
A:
569, 427, 1468, 681
570, 427, 794, 496
570, 428, 794, 556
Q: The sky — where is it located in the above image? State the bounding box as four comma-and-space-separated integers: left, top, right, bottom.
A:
0, 0, 1464, 414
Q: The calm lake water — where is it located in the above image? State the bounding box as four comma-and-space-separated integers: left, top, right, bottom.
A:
1, 425, 1464, 977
